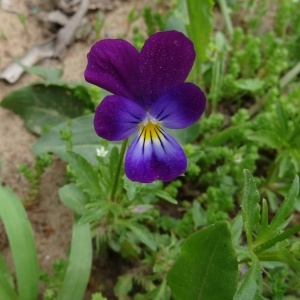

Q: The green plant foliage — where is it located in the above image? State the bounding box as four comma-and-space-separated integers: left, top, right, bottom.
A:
33, 114, 111, 165
57, 220, 92, 300
0, 186, 39, 300
185, 0, 214, 62
1, 84, 92, 135
234, 257, 261, 300
242, 170, 261, 245
167, 221, 238, 300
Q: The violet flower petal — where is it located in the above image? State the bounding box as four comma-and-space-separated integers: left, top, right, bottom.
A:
84, 39, 142, 102
94, 95, 146, 141
150, 82, 206, 129
125, 128, 187, 183
139, 31, 195, 107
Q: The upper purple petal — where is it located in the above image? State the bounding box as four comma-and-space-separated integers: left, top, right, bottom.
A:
94, 95, 146, 141
125, 128, 187, 183
84, 39, 142, 102
150, 83, 206, 129
139, 31, 196, 108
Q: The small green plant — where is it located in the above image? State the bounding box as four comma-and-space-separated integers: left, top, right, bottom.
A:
19, 153, 52, 205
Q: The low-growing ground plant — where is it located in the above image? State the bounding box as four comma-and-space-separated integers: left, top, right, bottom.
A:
1, 0, 300, 299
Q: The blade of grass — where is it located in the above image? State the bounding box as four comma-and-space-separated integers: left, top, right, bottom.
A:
0, 254, 18, 300
57, 220, 92, 300
0, 186, 39, 300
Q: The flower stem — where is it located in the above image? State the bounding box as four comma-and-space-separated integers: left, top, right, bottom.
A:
219, 0, 233, 38
110, 138, 128, 201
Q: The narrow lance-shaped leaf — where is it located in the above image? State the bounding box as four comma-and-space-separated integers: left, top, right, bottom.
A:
234, 257, 261, 300
269, 175, 299, 231
0, 186, 39, 300
186, 0, 214, 62
0, 254, 18, 300
242, 170, 260, 246
57, 220, 92, 300
167, 221, 238, 300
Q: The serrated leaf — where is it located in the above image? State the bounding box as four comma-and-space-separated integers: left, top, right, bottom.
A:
248, 130, 282, 148
59, 183, 89, 215
242, 170, 260, 246
32, 114, 113, 165
167, 221, 238, 300
1, 84, 91, 135
234, 258, 261, 300
66, 151, 105, 198
127, 224, 157, 251
234, 79, 264, 92
155, 190, 177, 204
57, 221, 92, 300
0, 186, 38, 300
186, 0, 214, 62
270, 175, 299, 231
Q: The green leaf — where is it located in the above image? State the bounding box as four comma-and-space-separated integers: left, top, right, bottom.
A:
275, 101, 288, 139
156, 190, 177, 204
59, 183, 89, 215
0, 186, 39, 300
204, 124, 249, 146
127, 223, 157, 251
0, 254, 17, 300
32, 114, 111, 165
169, 122, 201, 144
123, 176, 143, 201
78, 205, 109, 225
234, 79, 264, 92
57, 220, 92, 300
186, 0, 214, 62
114, 275, 133, 298
248, 130, 282, 148
167, 221, 238, 300
270, 175, 299, 231
65, 151, 105, 197
1, 83, 91, 135
230, 214, 243, 246
18, 62, 63, 83
233, 258, 261, 300
242, 170, 260, 245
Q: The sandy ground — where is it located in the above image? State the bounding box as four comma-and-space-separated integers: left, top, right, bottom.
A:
0, 0, 151, 277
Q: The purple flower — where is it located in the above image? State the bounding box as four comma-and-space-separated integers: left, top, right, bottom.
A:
84, 31, 206, 183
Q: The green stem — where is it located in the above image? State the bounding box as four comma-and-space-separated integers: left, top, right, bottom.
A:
280, 61, 300, 88
110, 139, 128, 201
219, 0, 233, 38
253, 223, 300, 254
